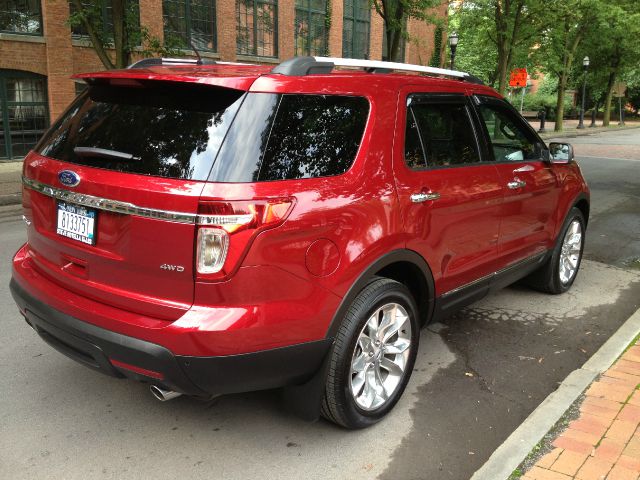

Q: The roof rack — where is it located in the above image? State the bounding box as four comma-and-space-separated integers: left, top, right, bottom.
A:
271, 56, 484, 85
128, 57, 250, 69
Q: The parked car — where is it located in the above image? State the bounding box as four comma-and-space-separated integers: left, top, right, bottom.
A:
10, 56, 589, 429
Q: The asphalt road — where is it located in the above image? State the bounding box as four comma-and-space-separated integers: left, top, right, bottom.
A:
1, 128, 639, 480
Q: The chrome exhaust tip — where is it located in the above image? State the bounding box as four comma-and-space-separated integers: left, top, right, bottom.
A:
150, 385, 183, 402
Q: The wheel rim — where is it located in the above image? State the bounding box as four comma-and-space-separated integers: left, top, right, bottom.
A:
559, 219, 583, 285
349, 302, 412, 411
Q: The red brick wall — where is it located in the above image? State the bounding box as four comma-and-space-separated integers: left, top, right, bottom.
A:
0, 0, 447, 125
217, 0, 237, 61
278, 0, 295, 60
140, 0, 164, 41
42, 0, 76, 122
369, 7, 384, 60
0, 39, 48, 75
328, 0, 343, 57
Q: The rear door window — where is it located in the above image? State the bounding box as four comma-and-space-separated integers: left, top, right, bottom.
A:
36, 81, 245, 181
404, 96, 481, 168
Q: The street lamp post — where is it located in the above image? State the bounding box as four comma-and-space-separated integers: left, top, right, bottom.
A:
577, 56, 590, 129
448, 32, 459, 70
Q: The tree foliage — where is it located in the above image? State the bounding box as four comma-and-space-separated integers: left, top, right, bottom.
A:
572, 0, 640, 125
372, 0, 441, 62
453, 0, 640, 130
450, 0, 545, 94
68, 0, 179, 69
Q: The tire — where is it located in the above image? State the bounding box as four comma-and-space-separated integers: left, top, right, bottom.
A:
320, 278, 420, 429
527, 207, 586, 294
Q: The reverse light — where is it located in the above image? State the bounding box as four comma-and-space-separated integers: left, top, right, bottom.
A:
196, 228, 229, 274
195, 198, 294, 277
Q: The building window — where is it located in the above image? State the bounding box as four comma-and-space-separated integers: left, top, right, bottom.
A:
342, 0, 370, 59
163, 0, 216, 52
294, 0, 328, 56
69, 1, 140, 42
0, 70, 49, 159
236, 0, 278, 57
0, 0, 43, 35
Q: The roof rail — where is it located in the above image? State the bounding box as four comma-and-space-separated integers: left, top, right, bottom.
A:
270, 56, 484, 85
127, 57, 250, 69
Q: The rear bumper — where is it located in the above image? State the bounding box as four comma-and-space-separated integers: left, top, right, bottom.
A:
10, 278, 332, 396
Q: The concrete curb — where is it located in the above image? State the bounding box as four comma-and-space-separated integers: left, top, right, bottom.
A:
0, 204, 23, 221
538, 124, 640, 140
470, 306, 640, 480
0, 193, 21, 206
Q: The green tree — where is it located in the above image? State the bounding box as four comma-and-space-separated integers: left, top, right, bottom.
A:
536, 0, 602, 131
69, 0, 178, 69
372, 0, 441, 62
451, 0, 546, 94
579, 1, 640, 125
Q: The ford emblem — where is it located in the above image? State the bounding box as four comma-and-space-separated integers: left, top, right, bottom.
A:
58, 170, 81, 187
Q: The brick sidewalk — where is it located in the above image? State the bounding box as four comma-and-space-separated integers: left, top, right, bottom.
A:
522, 343, 640, 480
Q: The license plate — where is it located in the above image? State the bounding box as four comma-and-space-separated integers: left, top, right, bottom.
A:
56, 202, 97, 245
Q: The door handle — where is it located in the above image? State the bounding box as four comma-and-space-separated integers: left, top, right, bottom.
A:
411, 192, 440, 203
507, 179, 527, 189
513, 165, 535, 173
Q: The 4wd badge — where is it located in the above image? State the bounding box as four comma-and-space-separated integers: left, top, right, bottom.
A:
160, 264, 184, 272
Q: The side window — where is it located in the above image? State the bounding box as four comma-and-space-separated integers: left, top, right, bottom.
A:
477, 103, 541, 162
257, 94, 369, 181
209, 93, 369, 182
403, 100, 481, 169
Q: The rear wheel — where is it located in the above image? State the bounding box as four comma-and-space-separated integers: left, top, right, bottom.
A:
528, 207, 585, 294
321, 278, 420, 429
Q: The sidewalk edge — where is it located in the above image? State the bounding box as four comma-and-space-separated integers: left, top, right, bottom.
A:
470, 306, 640, 480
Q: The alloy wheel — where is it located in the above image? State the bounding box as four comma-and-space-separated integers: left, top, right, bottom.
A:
349, 303, 412, 411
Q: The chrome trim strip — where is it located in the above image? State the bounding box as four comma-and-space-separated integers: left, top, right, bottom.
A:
22, 176, 197, 224
440, 252, 546, 298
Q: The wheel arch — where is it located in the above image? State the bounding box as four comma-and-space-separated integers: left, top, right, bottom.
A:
573, 195, 590, 228
325, 249, 435, 339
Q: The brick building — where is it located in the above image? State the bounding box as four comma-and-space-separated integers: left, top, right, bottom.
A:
0, 0, 446, 160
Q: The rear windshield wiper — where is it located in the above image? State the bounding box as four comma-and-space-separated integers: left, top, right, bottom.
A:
73, 147, 141, 162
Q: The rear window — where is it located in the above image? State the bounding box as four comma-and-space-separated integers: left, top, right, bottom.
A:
37, 81, 245, 181
208, 93, 370, 182
37, 85, 369, 183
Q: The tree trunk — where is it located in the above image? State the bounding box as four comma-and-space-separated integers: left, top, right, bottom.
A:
112, 0, 127, 68
554, 21, 583, 132
494, 0, 508, 95
555, 72, 567, 132
602, 71, 616, 126
602, 48, 621, 126
496, 46, 509, 95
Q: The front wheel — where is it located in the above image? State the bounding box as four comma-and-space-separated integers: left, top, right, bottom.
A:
321, 278, 420, 429
528, 207, 586, 294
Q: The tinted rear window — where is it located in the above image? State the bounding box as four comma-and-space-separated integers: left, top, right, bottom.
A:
37, 82, 244, 181
208, 93, 370, 182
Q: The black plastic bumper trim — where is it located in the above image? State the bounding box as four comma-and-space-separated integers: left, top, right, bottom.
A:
10, 278, 332, 396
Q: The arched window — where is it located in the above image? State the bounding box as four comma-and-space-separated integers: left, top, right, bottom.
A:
0, 70, 49, 159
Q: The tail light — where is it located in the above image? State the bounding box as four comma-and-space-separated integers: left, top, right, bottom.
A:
195, 198, 294, 280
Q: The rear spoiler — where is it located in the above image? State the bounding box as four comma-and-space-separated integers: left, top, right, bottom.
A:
73, 65, 270, 91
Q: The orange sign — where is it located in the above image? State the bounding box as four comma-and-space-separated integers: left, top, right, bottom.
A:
509, 68, 528, 88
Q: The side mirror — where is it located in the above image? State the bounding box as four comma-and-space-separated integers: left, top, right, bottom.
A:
548, 142, 574, 163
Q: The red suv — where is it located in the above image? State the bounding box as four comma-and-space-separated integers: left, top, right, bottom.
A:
10, 56, 589, 429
